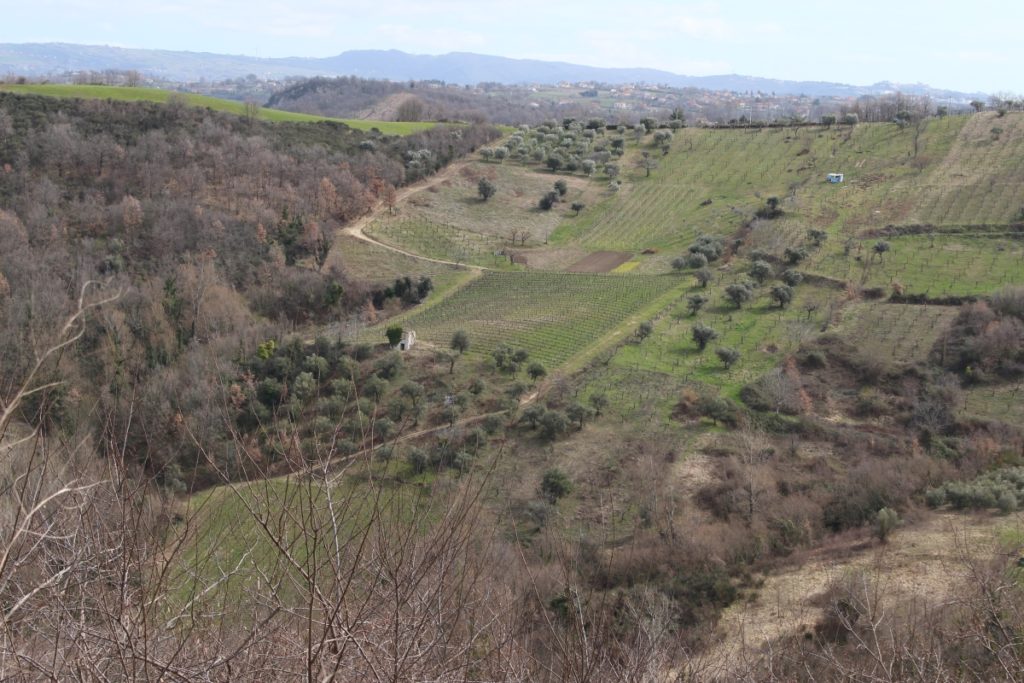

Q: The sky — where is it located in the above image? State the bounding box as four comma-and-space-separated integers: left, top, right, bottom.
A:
3, 0, 1020, 93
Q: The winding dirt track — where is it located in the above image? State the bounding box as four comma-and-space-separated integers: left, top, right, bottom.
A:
339, 161, 487, 271
327, 392, 539, 475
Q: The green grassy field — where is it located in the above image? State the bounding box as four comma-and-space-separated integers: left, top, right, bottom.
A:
0, 84, 437, 134
367, 161, 605, 270
328, 234, 471, 294
402, 161, 594, 242
370, 271, 686, 368
171, 466, 446, 605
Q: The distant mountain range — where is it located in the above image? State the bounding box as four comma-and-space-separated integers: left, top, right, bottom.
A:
0, 43, 986, 100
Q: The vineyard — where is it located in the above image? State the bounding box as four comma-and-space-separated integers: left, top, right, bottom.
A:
911, 112, 1024, 225
355, 113, 1024, 288
370, 271, 685, 368
352, 112, 1024, 403
963, 382, 1024, 423
365, 216, 518, 269
808, 234, 1024, 296
547, 116, 968, 255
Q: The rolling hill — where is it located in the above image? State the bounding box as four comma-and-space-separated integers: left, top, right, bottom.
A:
0, 83, 437, 134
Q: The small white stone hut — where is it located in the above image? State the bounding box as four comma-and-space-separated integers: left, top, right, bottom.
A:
397, 330, 416, 351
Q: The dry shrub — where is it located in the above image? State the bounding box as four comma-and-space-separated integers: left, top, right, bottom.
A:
673, 387, 701, 418
991, 284, 1024, 319
758, 535, 1024, 682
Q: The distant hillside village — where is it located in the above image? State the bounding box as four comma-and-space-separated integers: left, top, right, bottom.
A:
8, 67, 997, 126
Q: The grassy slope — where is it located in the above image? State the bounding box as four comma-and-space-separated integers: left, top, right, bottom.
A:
404, 162, 587, 240
0, 84, 436, 134
365, 217, 521, 270
963, 382, 1024, 423
552, 116, 1024, 410
362, 116, 994, 275
811, 233, 1024, 296
171, 467, 445, 606
327, 234, 472, 298
551, 117, 970, 256
832, 303, 959, 365
611, 283, 830, 400
366, 161, 604, 271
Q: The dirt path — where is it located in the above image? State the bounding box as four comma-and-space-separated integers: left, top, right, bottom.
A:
565, 250, 633, 273
326, 390, 542, 475
339, 160, 488, 272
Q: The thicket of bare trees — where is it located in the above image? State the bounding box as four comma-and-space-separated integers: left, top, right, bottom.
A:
0, 92, 497, 487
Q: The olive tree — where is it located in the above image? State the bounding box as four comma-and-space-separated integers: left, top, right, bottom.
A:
781, 269, 804, 287
749, 259, 773, 284
770, 284, 794, 308
716, 347, 741, 369
541, 468, 572, 502
386, 325, 404, 346
566, 402, 593, 430
686, 294, 709, 316
527, 362, 547, 382
477, 178, 496, 201
725, 282, 754, 308
873, 240, 891, 262
451, 329, 470, 354
695, 268, 714, 288
691, 324, 719, 351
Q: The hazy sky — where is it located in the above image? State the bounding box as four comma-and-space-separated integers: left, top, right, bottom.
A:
5, 0, 1019, 93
